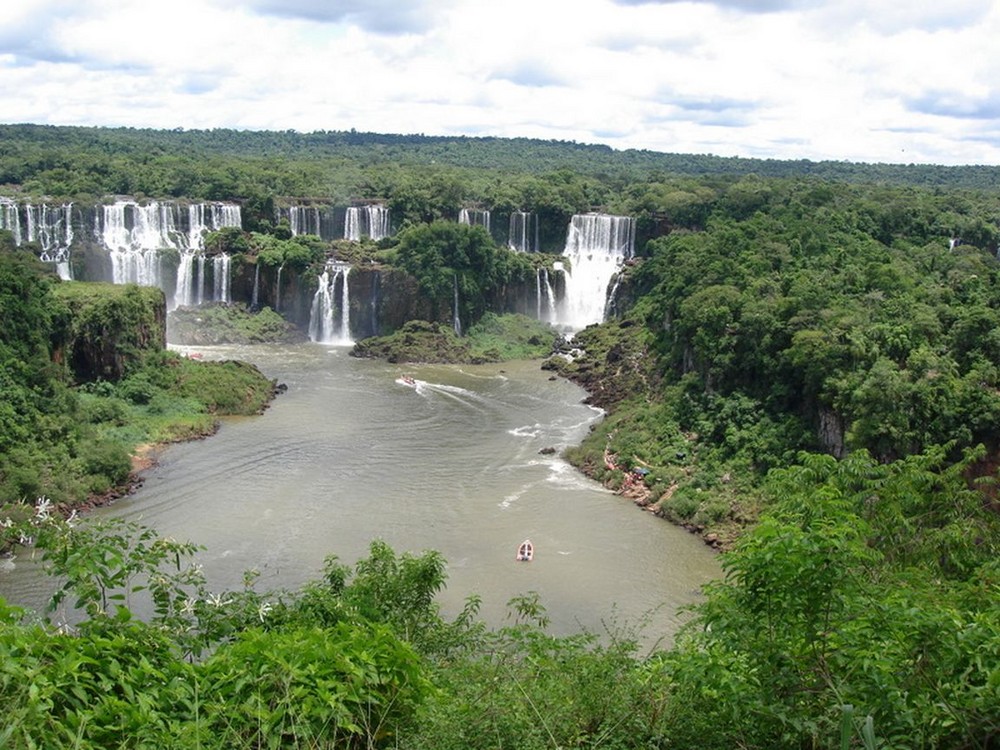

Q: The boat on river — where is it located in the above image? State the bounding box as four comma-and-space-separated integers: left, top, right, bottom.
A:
516, 539, 534, 562
397, 375, 417, 387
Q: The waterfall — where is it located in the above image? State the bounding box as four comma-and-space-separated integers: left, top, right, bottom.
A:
452, 273, 462, 337
101, 203, 164, 287
175, 252, 197, 307
22, 203, 74, 279
213, 254, 231, 303
536, 268, 557, 322
344, 205, 390, 241
508, 211, 536, 253
284, 205, 331, 238
0, 198, 22, 246
459, 208, 490, 232
275, 264, 284, 312
100, 200, 241, 307
197, 255, 206, 304
369, 270, 381, 339
308, 262, 352, 344
555, 213, 635, 331
251, 263, 260, 309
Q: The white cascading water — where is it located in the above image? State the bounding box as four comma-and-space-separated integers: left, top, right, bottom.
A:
536, 268, 557, 323
175, 253, 197, 307
286, 206, 321, 237
555, 213, 635, 331
251, 264, 260, 309
284, 205, 343, 240
0, 198, 23, 246
23, 203, 74, 280
508, 211, 536, 253
98, 200, 240, 308
196, 256, 206, 305
344, 205, 390, 241
458, 208, 490, 232
453, 273, 462, 336
308, 262, 352, 344
213, 255, 231, 303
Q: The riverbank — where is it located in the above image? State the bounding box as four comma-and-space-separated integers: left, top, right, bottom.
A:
543, 319, 755, 552
90, 354, 280, 506
0, 352, 279, 543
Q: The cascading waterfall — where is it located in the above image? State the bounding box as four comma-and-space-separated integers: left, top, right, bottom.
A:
0, 198, 22, 246
290, 206, 316, 236
283, 205, 332, 239
101, 201, 158, 285
555, 213, 635, 331
251, 263, 260, 309
20, 203, 74, 279
536, 268, 557, 323
175, 253, 197, 307
196, 256, 206, 305
308, 262, 353, 344
344, 205, 390, 241
99, 200, 240, 308
453, 273, 462, 337
368, 270, 381, 340
213, 254, 231, 303
275, 264, 284, 312
508, 211, 537, 253
458, 208, 490, 232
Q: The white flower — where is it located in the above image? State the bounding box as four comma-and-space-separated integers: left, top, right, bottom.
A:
66, 510, 79, 528
180, 598, 197, 616
18, 532, 33, 546
257, 601, 273, 622
208, 593, 229, 608
0, 518, 12, 529
34, 498, 52, 521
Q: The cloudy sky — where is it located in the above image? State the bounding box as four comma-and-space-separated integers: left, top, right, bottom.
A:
3, 0, 1000, 165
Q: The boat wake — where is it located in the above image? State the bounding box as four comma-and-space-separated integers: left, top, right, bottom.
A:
509, 423, 543, 438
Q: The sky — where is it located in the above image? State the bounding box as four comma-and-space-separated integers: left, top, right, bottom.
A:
3, 0, 1000, 166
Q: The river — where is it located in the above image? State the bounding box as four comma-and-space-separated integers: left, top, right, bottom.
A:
0, 343, 720, 644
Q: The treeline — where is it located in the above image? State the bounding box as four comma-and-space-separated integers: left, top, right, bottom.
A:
5, 123, 1000, 192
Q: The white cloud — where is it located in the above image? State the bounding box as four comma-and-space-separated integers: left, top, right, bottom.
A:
0, 0, 998, 164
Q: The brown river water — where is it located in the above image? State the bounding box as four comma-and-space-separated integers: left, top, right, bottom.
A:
0, 343, 721, 645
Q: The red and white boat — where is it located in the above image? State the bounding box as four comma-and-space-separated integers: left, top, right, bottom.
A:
516, 539, 534, 562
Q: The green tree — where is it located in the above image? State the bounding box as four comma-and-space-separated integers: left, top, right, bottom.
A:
394, 221, 521, 328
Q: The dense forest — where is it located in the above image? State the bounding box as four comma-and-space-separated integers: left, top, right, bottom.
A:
1, 125, 999, 748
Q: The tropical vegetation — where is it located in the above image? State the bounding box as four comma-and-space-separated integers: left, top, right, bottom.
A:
1, 125, 1000, 747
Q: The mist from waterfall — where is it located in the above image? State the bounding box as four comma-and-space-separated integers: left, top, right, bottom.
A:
309, 262, 353, 344
555, 213, 634, 331
344, 205, 390, 241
